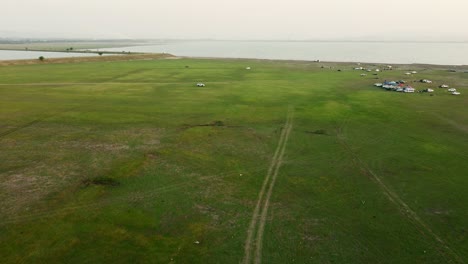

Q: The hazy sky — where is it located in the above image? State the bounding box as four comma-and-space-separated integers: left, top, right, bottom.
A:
2, 0, 468, 40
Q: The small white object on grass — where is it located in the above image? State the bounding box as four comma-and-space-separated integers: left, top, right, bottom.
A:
194, 241, 200, 244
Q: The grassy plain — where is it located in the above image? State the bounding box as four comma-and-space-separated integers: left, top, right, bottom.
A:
0, 56, 467, 263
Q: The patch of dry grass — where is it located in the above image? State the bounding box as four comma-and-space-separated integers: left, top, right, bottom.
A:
0, 53, 175, 66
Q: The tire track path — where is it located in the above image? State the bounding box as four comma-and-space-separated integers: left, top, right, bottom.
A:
0, 106, 80, 139
0, 80, 284, 86
336, 131, 464, 264
243, 107, 294, 264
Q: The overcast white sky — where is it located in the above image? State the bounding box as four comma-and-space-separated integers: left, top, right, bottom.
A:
2, 0, 468, 40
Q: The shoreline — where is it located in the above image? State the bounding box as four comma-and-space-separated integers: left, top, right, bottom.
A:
179, 55, 468, 68
0, 52, 467, 69
2, 40, 468, 66
0, 53, 174, 66
0, 48, 145, 55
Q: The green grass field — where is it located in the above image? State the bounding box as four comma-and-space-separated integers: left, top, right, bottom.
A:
1, 57, 467, 263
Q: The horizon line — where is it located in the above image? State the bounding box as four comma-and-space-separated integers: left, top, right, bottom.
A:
1, 37, 468, 44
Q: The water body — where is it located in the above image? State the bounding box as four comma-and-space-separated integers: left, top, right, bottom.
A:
103, 40, 468, 65
0, 50, 100, 61
2, 41, 467, 65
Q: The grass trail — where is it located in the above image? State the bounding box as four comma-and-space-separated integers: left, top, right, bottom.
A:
336, 130, 465, 264
243, 107, 294, 264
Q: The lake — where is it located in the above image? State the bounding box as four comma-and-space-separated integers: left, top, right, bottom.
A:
1, 41, 467, 65
102, 40, 468, 65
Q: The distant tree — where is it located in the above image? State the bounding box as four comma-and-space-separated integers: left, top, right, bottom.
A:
98, 52, 103, 56
39, 56, 45, 61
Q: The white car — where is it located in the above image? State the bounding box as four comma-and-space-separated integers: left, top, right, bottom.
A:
448, 88, 457, 92
196, 83, 205, 87
452, 92, 461, 95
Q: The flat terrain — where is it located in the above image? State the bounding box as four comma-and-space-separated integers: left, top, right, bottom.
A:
0, 57, 467, 263
0, 40, 148, 51
0, 53, 174, 67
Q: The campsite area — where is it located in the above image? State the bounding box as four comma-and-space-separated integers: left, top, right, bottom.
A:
1, 56, 467, 263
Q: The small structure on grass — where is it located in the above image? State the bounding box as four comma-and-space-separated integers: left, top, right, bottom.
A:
196, 83, 205, 87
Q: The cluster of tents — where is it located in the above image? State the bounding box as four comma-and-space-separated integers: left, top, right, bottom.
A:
374, 80, 416, 93
374, 81, 461, 95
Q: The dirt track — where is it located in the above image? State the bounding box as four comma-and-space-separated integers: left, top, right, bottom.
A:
243, 107, 294, 264
336, 130, 464, 264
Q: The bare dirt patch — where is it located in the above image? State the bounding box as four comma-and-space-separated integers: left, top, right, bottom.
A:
83, 176, 120, 187
0, 163, 80, 218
